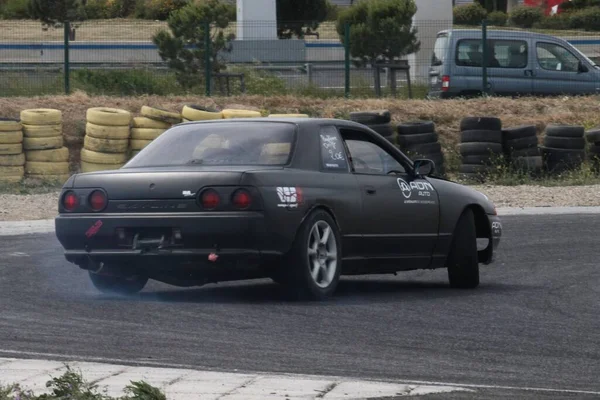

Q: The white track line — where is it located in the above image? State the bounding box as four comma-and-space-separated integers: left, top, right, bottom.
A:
2, 207, 600, 236
0, 350, 598, 396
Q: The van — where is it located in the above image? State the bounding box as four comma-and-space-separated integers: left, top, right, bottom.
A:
427, 29, 600, 98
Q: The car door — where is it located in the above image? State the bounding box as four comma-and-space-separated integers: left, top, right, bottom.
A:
532, 40, 600, 95
338, 126, 440, 267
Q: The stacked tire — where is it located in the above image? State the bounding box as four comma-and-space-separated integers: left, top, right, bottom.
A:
21, 108, 70, 182
82, 107, 131, 173
0, 118, 25, 183
129, 106, 181, 156
221, 109, 262, 119
540, 124, 585, 174
349, 110, 395, 143
396, 120, 444, 173
268, 113, 309, 118
458, 117, 504, 179
502, 125, 541, 174
585, 127, 600, 171
181, 105, 222, 122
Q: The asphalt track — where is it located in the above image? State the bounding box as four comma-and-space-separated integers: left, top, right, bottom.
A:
1, 214, 599, 399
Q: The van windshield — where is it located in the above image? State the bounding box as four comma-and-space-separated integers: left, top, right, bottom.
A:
432, 34, 448, 66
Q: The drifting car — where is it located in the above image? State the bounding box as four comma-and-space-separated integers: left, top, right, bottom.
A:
55, 117, 502, 300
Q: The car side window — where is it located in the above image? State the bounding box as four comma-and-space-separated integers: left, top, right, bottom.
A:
456, 39, 528, 69
338, 129, 406, 175
536, 42, 580, 72
319, 125, 349, 172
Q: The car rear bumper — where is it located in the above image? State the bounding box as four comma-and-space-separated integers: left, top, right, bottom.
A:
55, 212, 282, 268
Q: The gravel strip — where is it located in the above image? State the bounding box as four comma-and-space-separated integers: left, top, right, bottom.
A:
1, 185, 600, 221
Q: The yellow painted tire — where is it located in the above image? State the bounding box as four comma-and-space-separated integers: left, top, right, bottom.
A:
130, 139, 152, 151
84, 136, 129, 153
182, 118, 191, 122
132, 117, 171, 129
0, 153, 25, 166
86, 107, 131, 126
25, 161, 69, 175
27, 174, 70, 183
81, 148, 128, 164
22, 123, 62, 138
141, 106, 181, 124
0, 131, 23, 144
25, 147, 69, 162
0, 166, 24, 176
182, 105, 222, 121
20, 109, 62, 125
23, 136, 63, 150
81, 161, 124, 173
0, 175, 23, 183
131, 128, 165, 140
0, 143, 22, 155
221, 109, 262, 119
268, 114, 309, 118
0, 119, 22, 132
130, 150, 141, 158
86, 122, 130, 140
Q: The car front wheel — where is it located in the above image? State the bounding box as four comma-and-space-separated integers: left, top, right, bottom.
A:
446, 208, 480, 289
88, 270, 148, 295
282, 210, 341, 300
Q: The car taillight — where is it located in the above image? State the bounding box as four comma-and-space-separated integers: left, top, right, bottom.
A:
442, 75, 450, 91
232, 189, 252, 209
201, 189, 220, 210
62, 191, 79, 211
89, 190, 107, 212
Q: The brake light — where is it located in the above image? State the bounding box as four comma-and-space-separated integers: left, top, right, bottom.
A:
232, 189, 252, 209
89, 190, 107, 212
201, 189, 220, 210
62, 191, 79, 211
442, 75, 450, 91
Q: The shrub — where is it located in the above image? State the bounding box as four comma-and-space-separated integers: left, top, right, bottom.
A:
453, 3, 487, 26
508, 5, 543, 28
487, 10, 507, 26
72, 69, 186, 96
1, 0, 32, 18
83, 0, 109, 19
569, 7, 600, 31
533, 12, 572, 30
276, 0, 330, 39
106, 0, 137, 18
134, 0, 189, 20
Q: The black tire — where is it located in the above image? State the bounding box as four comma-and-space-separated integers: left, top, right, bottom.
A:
396, 132, 438, 147
512, 156, 543, 170
446, 208, 479, 289
586, 128, 600, 143
367, 123, 395, 138
504, 135, 538, 151
545, 124, 584, 138
502, 125, 537, 140
88, 271, 148, 295
589, 144, 600, 155
281, 209, 342, 301
459, 142, 503, 156
397, 120, 435, 135
460, 117, 502, 132
350, 110, 391, 125
460, 129, 503, 144
540, 146, 585, 172
459, 164, 494, 174
509, 146, 540, 157
405, 142, 441, 155
461, 155, 494, 165
543, 136, 585, 150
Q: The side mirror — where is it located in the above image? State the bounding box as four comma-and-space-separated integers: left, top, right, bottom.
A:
579, 61, 589, 73
413, 159, 435, 177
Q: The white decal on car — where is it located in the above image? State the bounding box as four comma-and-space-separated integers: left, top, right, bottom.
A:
397, 178, 436, 204
276, 187, 303, 208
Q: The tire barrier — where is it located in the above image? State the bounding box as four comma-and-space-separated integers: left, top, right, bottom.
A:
181, 105, 222, 121
350, 110, 395, 140
458, 117, 503, 180
501, 125, 541, 174
221, 109, 262, 119
586, 127, 600, 171
82, 107, 131, 173
541, 124, 585, 174
396, 120, 444, 174
268, 114, 309, 118
128, 106, 177, 157
0, 118, 24, 183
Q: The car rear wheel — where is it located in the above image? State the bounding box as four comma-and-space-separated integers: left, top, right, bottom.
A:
282, 210, 341, 300
446, 208, 480, 289
88, 270, 148, 295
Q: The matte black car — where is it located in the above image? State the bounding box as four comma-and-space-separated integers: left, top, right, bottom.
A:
55, 118, 502, 300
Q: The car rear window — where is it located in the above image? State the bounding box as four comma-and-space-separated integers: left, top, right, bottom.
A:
123, 121, 296, 168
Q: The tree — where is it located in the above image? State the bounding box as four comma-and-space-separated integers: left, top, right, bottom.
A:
152, 0, 236, 88
28, 0, 86, 26
336, 0, 420, 68
276, 0, 330, 39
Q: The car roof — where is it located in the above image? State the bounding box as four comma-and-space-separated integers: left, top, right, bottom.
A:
177, 117, 363, 127
437, 28, 562, 42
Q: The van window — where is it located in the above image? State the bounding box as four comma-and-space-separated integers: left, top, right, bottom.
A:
536, 42, 580, 72
456, 39, 528, 68
431, 34, 448, 66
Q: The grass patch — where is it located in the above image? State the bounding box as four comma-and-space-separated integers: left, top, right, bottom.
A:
0, 366, 166, 400
0, 177, 65, 194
